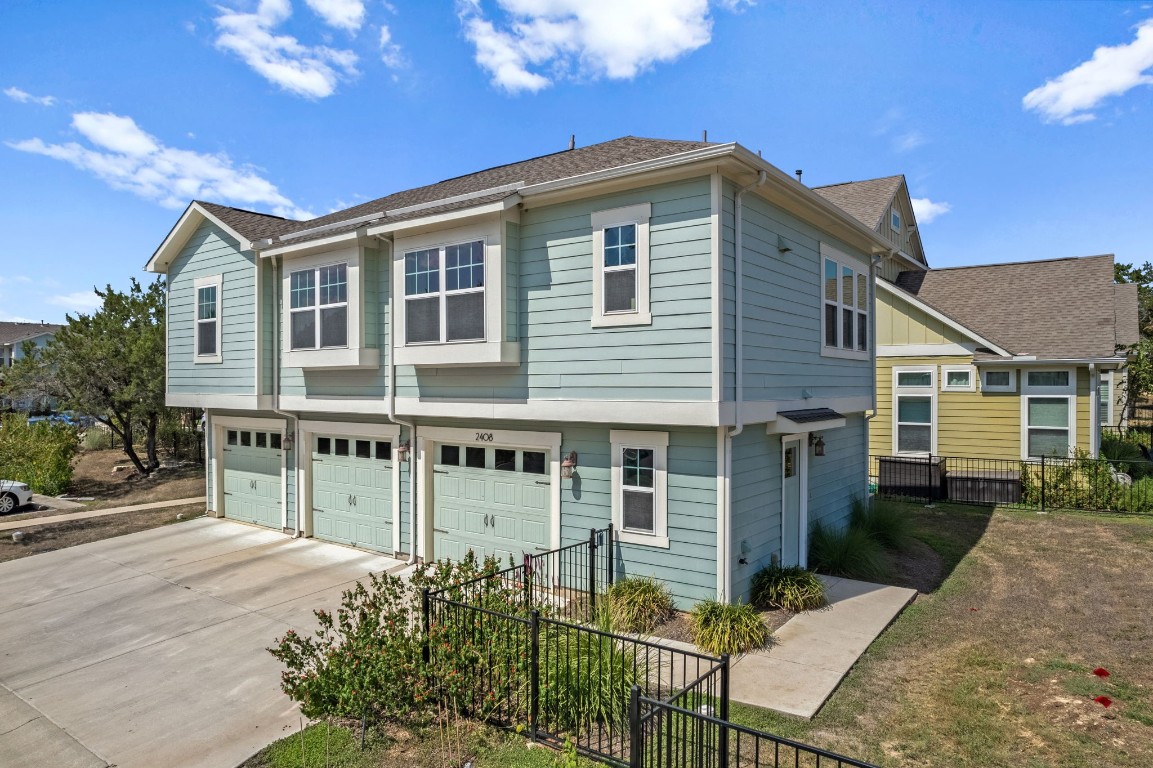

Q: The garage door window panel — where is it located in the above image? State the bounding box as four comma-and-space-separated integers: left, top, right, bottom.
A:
466, 446, 485, 469
441, 445, 460, 466
523, 451, 545, 474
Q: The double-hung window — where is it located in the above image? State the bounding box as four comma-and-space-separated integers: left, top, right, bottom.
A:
820, 244, 869, 358
893, 367, 935, 455
193, 275, 222, 363
404, 239, 485, 344
591, 203, 652, 327
610, 430, 668, 547
290, 264, 348, 349
1022, 369, 1076, 458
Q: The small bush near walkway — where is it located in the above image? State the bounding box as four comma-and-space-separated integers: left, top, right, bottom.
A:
688, 600, 769, 656
605, 576, 675, 633
850, 497, 914, 551
808, 522, 887, 580
751, 565, 827, 612
0, 414, 77, 496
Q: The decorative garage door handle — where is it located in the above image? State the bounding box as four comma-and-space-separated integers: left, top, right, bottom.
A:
250, 480, 257, 490
535, 480, 550, 486
347, 494, 357, 506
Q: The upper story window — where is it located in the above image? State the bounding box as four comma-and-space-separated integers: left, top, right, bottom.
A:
404, 239, 485, 344
820, 244, 869, 360
891, 209, 901, 232
591, 203, 652, 327
193, 274, 222, 364
941, 365, 976, 392
290, 263, 348, 350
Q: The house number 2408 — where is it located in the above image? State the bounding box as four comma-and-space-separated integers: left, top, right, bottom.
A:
475, 432, 494, 442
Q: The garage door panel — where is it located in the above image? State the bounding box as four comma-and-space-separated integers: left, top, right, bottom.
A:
493, 482, 516, 506
311, 435, 393, 554
522, 520, 547, 548
523, 486, 547, 511
222, 430, 283, 530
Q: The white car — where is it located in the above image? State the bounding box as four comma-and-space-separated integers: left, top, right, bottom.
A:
0, 481, 33, 514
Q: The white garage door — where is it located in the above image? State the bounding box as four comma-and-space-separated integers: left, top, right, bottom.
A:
311, 435, 393, 553
432, 444, 551, 564
222, 428, 282, 529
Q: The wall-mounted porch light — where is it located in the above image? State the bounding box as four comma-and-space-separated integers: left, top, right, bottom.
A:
396, 440, 411, 462
808, 433, 825, 457
560, 451, 578, 479
282, 432, 295, 452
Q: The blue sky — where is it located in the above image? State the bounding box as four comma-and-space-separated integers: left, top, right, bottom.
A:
2, 0, 1152, 323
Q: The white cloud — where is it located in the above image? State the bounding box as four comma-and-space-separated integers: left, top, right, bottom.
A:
304, 0, 365, 31
4, 86, 56, 106
894, 130, 926, 153
1023, 18, 1153, 125
7, 112, 312, 219
457, 0, 722, 93
214, 0, 359, 99
379, 24, 405, 70
47, 291, 103, 314
911, 197, 951, 224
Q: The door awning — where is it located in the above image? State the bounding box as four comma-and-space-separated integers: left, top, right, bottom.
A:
766, 408, 846, 435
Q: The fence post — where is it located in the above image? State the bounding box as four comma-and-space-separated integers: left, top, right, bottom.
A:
607, 523, 615, 587
529, 609, 540, 742
421, 588, 431, 665
628, 684, 642, 768
523, 553, 533, 610
719, 654, 730, 768
588, 527, 598, 616
1040, 455, 1047, 511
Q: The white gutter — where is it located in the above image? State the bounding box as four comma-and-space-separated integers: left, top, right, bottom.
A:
865, 253, 887, 422
270, 255, 302, 537
977, 357, 1126, 366
1090, 362, 1099, 458
375, 235, 419, 565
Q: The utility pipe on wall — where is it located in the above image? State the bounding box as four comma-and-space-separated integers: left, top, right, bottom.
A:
270, 254, 302, 537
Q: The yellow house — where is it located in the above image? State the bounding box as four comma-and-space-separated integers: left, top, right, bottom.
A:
814, 177, 1140, 467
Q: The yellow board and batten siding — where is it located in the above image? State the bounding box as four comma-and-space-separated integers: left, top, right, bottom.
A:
873, 289, 1093, 461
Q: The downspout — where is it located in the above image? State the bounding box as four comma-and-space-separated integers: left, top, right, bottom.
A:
270, 254, 302, 537
1089, 362, 1098, 458
375, 235, 419, 565
720, 169, 766, 602
864, 253, 888, 422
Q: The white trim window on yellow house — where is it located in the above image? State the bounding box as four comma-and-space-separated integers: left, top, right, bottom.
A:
1019, 368, 1078, 460
892, 366, 936, 455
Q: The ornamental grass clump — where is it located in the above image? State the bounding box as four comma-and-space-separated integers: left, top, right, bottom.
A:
850, 497, 914, 551
688, 600, 769, 657
808, 521, 886, 581
750, 565, 826, 612
606, 577, 675, 634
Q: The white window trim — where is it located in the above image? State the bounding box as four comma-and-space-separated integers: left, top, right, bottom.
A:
941, 364, 976, 392
892, 366, 937, 456
591, 203, 652, 328
981, 367, 1016, 392
289, 261, 350, 351
282, 245, 377, 369
402, 238, 488, 345
819, 242, 870, 361
780, 433, 809, 569
393, 218, 515, 367
890, 209, 901, 233
1020, 367, 1077, 460
193, 274, 222, 364
1100, 370, 1114, 427
610, 429, 669, 548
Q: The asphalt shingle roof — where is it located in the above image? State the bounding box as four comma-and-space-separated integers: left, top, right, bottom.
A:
811, 175, 904, 231
198, 136, 710, 245
894, 254, 1137, 359
0, 322, 62, 346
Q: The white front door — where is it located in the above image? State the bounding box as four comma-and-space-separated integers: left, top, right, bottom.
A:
781, 435, 808, 568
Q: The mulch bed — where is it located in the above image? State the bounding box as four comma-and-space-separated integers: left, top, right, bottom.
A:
647, 607, 794, 647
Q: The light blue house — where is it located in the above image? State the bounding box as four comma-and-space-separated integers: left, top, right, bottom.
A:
1, 322, 62, 412
145, 137, 890, 605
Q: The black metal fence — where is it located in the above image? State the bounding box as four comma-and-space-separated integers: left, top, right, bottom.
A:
421, 525, 874, 768
631, 688, 877, 768
871, 453, 1153, 514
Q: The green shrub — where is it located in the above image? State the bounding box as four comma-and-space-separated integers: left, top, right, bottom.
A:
688, 600, 769, 656
538, 612, 644, 730
1101, 434, 1153, 481
83, 426, 113, 451
605, 577, 675, 633
850, 497, 913, 551
808, 522, 886, 580
0, 414, 77, 495
750, 565, 826, 612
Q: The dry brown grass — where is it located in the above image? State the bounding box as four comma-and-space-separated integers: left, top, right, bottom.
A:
731, 504, 1153, 767
67, 448, 206, 508
0, 503, 206, 563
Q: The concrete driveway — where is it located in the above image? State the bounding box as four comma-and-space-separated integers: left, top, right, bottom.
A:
0, 518, 409, 768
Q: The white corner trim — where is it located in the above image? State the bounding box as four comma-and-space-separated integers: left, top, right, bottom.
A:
710, 172, 723, 404
609, 429, 670, 549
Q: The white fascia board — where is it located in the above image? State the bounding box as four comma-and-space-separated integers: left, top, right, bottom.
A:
876, 279, 1012, 356
519, 144, 738, 198
365, 199, 516, 238
977, 357, 1126, 366
394, 397, 723, 426
891, 250, 924, 270
878, 343, 976, 357
146, 202, 253, 272
259, 229, 362, 259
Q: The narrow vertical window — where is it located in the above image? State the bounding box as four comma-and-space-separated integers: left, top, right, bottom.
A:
894, 368, 935, 455
603, 223, 638, 313
621, 447, 655, 533
196, 284, 218, 357
824, 258, 839, 347
591, 203, 652, 327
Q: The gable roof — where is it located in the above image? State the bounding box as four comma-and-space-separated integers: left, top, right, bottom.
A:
0, 321, 61, 346
200, 136, 710, 246
811, 175, 904, 231
894, 254, 1135, 360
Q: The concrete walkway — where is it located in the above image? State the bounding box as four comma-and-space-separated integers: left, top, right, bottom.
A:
0, 497, 205, 532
